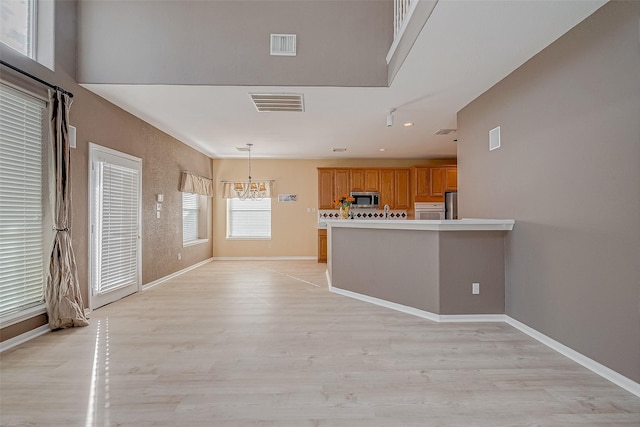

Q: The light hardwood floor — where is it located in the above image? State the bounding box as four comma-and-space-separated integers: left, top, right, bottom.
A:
1, 260, 639, 426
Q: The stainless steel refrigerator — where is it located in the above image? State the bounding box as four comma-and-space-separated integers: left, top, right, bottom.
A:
445, 191, 458, 219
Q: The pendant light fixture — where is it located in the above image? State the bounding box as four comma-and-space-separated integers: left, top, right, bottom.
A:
235, 143, 267, 200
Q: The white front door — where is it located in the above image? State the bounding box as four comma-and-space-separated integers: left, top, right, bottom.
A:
89, 143, 142, 310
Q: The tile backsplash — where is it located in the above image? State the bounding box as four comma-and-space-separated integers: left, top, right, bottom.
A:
318, 209, 407, 221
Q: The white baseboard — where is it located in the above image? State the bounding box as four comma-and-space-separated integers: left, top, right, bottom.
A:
327, 282, 640, 398
330, 285, 441, 322
505, 316, 640, 398
143, 257, 214, 290
0, 325, 49, 353
213, 256, 316, 261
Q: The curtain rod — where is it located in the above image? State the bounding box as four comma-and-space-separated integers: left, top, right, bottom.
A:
0, 60, 74, 98
182, 170, 213, 181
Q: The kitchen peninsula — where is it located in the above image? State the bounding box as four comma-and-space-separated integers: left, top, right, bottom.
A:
326, 219, 515, 319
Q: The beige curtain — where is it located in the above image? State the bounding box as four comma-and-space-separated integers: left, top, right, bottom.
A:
179, 171, 214, 196
221, 181, 273, 198
45, 90, 88, 329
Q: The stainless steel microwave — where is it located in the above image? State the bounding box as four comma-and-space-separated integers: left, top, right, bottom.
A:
350, 191, 380, 209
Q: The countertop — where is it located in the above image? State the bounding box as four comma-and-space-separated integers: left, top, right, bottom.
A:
325, 218, 515, 231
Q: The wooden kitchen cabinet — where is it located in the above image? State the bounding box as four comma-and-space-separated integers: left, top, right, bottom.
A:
413, 167, 431, 199
430, 167, 446, 198
394, 169, 411, 209
318, 229, 327, 263
318, 169, 335, 209
318, 168, 351, 208
379, 169, 395, 208
412, 165, 457, 202
445, 166, 457, 191
351, 169, 379, 192
335, 169, 350, 200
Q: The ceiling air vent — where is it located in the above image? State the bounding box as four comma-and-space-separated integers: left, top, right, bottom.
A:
270, 34, 296, 56
249, 93, 304, 112
434, 128, 457, 135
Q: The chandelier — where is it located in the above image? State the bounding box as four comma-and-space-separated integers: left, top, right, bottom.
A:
235, 143, 267, 200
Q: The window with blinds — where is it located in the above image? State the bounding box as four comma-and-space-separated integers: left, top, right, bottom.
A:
226, 198, 271, 239
182, 192, 199, 244
0, 83, 46, 317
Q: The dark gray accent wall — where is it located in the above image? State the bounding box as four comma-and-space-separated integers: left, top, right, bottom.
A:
77, 0, 393, 87
457, 2, 640, 382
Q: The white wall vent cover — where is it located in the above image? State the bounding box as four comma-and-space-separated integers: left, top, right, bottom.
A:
489, 126, 501, 151
435, 129, 456, 135
270, 34, 296, 56
250, 93, 304, 112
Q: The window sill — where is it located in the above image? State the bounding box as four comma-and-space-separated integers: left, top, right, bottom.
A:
225, 237, 272, 241
183, 238, 209, 248
0, 304, 47, 328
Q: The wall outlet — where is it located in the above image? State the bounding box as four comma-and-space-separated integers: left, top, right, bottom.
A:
177, 253, 182, 261
472, 282, 480, 294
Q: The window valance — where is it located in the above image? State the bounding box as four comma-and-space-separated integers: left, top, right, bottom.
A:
179, 171, 214, 196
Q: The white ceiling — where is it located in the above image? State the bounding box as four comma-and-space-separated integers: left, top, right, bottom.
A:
83, 0, 606, 159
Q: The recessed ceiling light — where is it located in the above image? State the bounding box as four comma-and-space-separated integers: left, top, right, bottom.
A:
403, 122, 414, 127
332, 148, 347, 152
378, 148, 387, 152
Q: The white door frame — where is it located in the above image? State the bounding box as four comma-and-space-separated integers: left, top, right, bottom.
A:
88, 143, 142, 310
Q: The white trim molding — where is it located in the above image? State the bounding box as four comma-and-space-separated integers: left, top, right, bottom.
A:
505, 317, 640, 398
213, 256, 316, 261
0, 325, 49, 353
143, 258, 213, 290
0, 304, 46, 329
328, 281, 640, 398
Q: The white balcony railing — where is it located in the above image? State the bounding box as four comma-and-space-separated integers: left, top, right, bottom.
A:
388, 0, 419, 63
394, 0, 415, 39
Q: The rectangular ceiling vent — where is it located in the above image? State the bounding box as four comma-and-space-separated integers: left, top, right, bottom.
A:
434, 128, 457, 135
249, 93, 304, 112
270, 34, 296, 56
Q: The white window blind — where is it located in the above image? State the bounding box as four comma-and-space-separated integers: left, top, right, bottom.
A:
94, 162, 139, 295
182, 192, 199, 244
227, 198, 271, 239
0, 83, 45, 317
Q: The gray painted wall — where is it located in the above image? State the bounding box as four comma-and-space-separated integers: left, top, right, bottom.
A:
77, 0, 392, 87
331, 227, 506, 315
457, 1, 640, 382
332, 228, 441, 314
439, 232, 505, 315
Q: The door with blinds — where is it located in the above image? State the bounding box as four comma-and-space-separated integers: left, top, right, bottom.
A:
89, 144, 141, 310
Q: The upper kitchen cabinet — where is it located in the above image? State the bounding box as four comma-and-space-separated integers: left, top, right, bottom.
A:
318, 168, 351, 208
412, 167, 431, 199
318, 169, 335, 209
379, 169, 395, 208
445, 167, 457, 191
379, 168, 410, 209
335, 169, 351, 199
351, 169, 380, 192
430, 167, 446, 198
394, 169, 411, 209
412, 165, 457, 202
